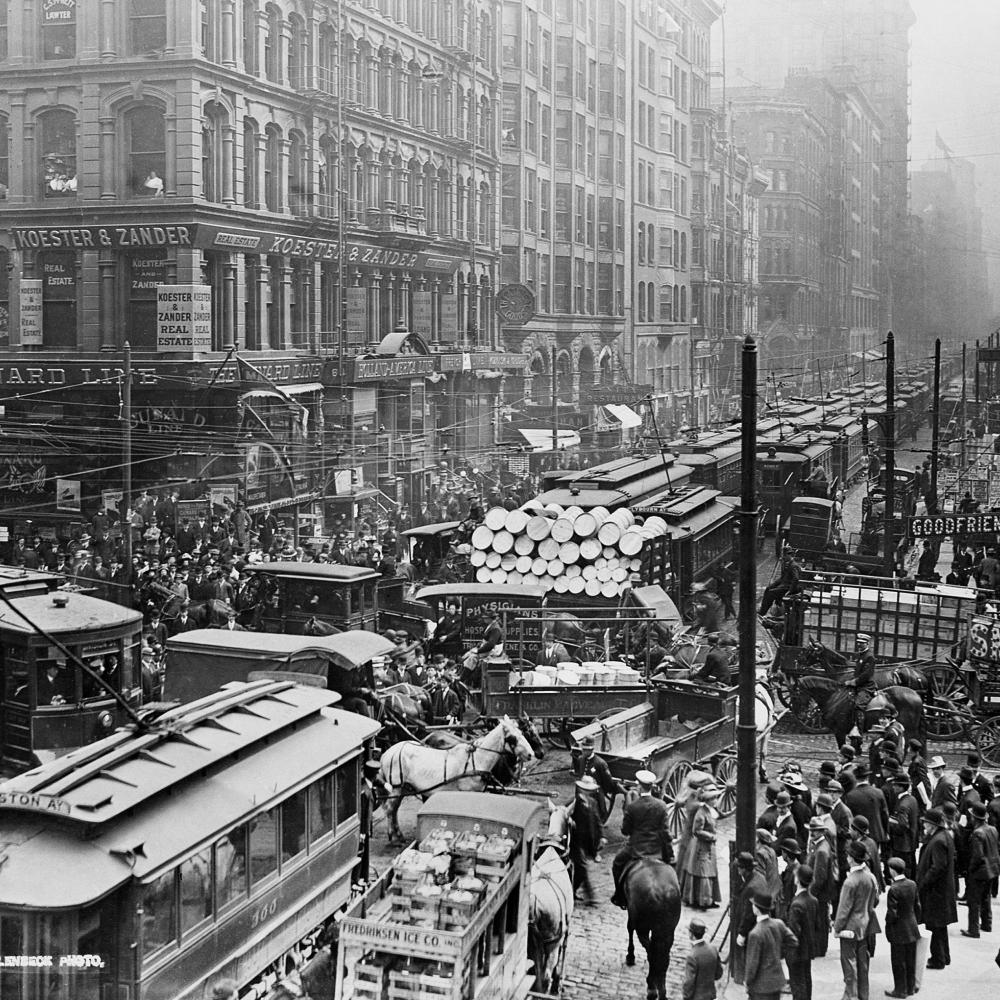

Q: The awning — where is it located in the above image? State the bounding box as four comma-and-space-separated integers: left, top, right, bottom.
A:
245, 490, 322, 514
239, 382, 324, 400
852, 350, 885, 362
517, 428, 582, 452
603, 403, 643, 429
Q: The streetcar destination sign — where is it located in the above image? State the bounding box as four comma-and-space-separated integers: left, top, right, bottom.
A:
909, 513, 1000, 538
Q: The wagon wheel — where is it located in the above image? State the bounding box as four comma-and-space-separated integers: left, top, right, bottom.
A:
924, 665, 971, 742
542, 717, 573, 751
786, 678, 827, 734
661, 760, 693, 839
768, 669, 793, 711
714, 756, 738, 817
974, 716, 1000, 768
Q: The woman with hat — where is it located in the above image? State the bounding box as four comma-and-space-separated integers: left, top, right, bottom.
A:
916, 806, 957, 969
676, 770, 715, 890
682, 783, 723, 910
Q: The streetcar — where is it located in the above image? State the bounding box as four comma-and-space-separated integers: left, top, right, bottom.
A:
0, 589, 143, 771
0, 679, 380, 1000
534, 454, 694, 511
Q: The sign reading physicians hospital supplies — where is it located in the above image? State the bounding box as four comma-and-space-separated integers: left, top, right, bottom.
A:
157, 284, 212, 352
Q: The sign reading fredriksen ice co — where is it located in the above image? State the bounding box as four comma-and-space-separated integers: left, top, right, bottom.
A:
157, 285, 211, 353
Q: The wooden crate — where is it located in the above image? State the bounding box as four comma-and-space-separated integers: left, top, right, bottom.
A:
388, 969, 453, 1000
354, 960, 388, 1000
408, 894, 440, 928
438, 893, 479, 932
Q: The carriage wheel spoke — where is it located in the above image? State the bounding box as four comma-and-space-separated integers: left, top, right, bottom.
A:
715, 757, 738, 817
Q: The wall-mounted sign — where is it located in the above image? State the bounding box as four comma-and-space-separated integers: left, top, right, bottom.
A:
471, 352, 529, 371
412, 290, 432, 333
496, 284, 535, 326
18, 279, 43, 346
354, 356, 438, 381
42, 0, 76, 22
56, 478, 80, 512
440, 294, 458, 339
157, 284, 211, 353
909, 513, 1000, 539
581, 384, 654, 406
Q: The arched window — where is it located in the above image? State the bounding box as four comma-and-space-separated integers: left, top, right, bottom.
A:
264, 125, 281, 211
637, 222, 645, 264
0, 2, 8, 62
201, 108, 224, 202
680, 232, 687, 269
288, 131, 307, 214
264, 4, 281, 82
479, 182, 491, 243
439, 169, 452, 236
130, 0, 167, 55
673, 284, 679, 322
680, 286, 687, 322
659, 284, 672, 321
243, 119, 259, 208
648, 224, 654, 263
637, 281, 646, 322
410, 159, 424, 213
39, 109, 77, 199
318, 25, 337, 93
647, 283, 654, 321
125, 104, 165, 197
288, 15, 307, 88
242, 0, 257, 73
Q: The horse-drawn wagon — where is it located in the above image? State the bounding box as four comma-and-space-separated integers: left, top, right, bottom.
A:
336, 791, 565, 1000
570, 678, 778, 836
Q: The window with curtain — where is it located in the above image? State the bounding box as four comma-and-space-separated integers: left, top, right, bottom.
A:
125, 104, 166, 197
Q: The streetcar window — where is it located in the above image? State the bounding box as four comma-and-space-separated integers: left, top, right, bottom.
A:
123, 642, 138, 690
281, 787, 309, 864
3, 653, 28, 704
140, 871, 177, 959
179, 848, 212, 935
362, 580, 377, 613
308, 774, 334, 843
0, 912, 25, 1000
215, 825, 248, 909
36, 658, 74, 706
336, 762, 358, 824
249, 807, 279, 886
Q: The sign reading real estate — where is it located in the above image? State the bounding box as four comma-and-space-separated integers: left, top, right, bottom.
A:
19, 280, 43, 346
157, 284, 212, 352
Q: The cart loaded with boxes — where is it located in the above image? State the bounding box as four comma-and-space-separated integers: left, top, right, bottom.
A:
336, 792, 548, 1000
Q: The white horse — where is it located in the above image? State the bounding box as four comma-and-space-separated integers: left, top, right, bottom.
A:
529, 802, 575, 994
379, 715, 537, 843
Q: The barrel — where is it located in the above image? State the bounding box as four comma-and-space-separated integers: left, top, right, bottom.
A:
547, 559, 565, 577
565, 563, 583, 579
612, 566, 629, 582
507, 571, 524, 586
504, 508, 530, 534
601, 580, 619, 599
515, 554, 533, 574
471, 525, 494, 550
489, 568, 507, 585
484, 506, 508, 531
579, 537, 602, 561
526, 515, 553, 541
470, 549, 488, 567
531, 557, 549, 576
618, 529, 644, 556
491, 530, 514, 554
563, 505, 584, 522
559, 540, 581, 564
551, 518, 575, 543
643, 515, 667, 535
574, 511, 598, 538
595, 557, 608, 570
500, 553, 517, 571
584, 578, 602, 597
597, 521, 621, 546
485, 551, 502, 569
582, 565, 598, 581
553, 576, 570, 593
568, 575, 586, 594
596, 566, 612, 583
475, 567, 492, 583
514, 533, 536, 556
538, 537, 561, 561
543, 503, 564, 518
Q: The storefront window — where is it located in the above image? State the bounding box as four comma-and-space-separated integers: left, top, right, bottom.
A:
128, 250, 168, 349
40, 251, 77, 348
40, 110, 77, 198
41, 0, 76, 59
126, 104, 166, 197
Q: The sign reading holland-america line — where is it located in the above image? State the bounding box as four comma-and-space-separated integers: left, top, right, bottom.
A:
909, 513, 1000, 538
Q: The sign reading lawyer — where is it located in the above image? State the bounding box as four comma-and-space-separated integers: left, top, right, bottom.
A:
157, 285, 212, 352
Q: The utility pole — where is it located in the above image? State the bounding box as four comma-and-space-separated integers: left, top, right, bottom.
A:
884, 332, 895, 579
551, 344, 558, 465
736, 335, 758, 854
976, 339, 981, 404
931, 338, 941, 507
122, 342, 133, 587
961, 342, 968, 468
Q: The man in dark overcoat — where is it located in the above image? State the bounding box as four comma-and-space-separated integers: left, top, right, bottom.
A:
884, 856, 920, 998
916, 807, 957, 969
963, 801, 1000, 938
785, 864, 820, 1000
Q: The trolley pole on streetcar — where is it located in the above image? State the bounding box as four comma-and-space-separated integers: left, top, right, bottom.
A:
931, 338, 941, 507
736, 335, 758, 854
884, 332, 896, 579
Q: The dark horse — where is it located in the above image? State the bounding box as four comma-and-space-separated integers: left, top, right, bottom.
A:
794, 675, 924, 749
623, 860, 682, 1000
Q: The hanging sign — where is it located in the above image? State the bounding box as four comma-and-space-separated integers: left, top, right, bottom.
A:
56, 478, 81, 512
157, 284, 212, 352
19, 280, 43, 346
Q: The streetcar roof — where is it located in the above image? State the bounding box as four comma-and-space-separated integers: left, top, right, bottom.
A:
244, 561, 380, 582
416, 583, 547, 602
417, 791, 547, 836
0, 591, 142, 634
401, 520, 462, 537
166, 628, 396, 667
0, 685, 379, 906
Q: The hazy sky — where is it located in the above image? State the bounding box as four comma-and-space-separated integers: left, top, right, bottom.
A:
910, 0, 1000, 200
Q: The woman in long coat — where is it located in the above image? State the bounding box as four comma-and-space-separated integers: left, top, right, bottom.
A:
682, 783, 722, 908
675, 770, 714, 894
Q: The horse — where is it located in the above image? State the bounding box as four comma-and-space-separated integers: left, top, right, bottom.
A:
303, 615, 341, 636
785, 641, 927, 693
793, 674, 924, 749
529, 802, 575, 995
378, 715, 538, 843
623, 859, 682, 1000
